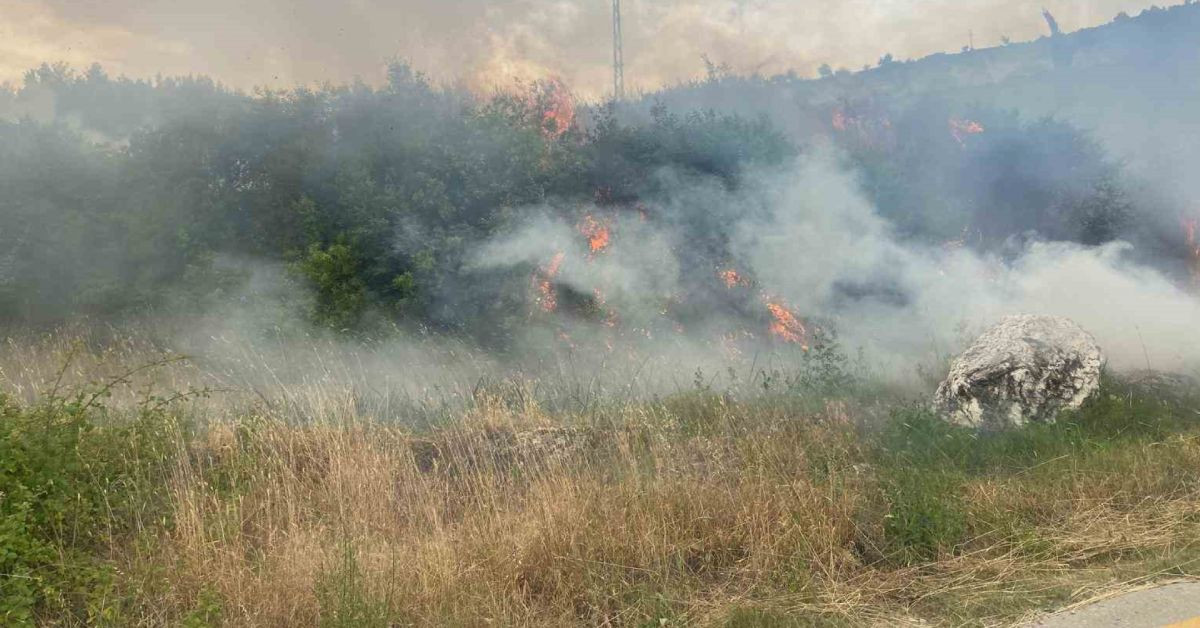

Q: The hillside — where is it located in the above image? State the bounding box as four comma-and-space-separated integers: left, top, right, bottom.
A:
639, 2, 1200, 198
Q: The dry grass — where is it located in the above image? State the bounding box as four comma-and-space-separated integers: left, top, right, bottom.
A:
142, 402, 1200, 626
4, 329, 1200, 626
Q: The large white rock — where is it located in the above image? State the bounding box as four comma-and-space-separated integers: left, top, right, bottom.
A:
934, 315, 1104, 430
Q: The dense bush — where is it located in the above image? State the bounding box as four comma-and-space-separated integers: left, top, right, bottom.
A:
0, 389, 177, 622
0, 62, 1165, 339
0, 63, 795, 338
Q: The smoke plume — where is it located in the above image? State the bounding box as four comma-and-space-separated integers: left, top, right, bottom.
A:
473, 149, 1200, 384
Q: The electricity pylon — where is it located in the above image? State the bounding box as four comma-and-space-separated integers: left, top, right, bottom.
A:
612, 0, 625, 101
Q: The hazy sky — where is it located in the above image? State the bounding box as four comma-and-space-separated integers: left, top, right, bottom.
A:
0, 0, 1168, 98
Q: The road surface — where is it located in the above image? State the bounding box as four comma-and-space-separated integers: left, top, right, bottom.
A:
1029, 582, 1200, 627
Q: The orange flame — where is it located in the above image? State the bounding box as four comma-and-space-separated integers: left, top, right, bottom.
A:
536, 78, 575, 139
579, 214, 611, 255
949, 118, 985, 146
720, 269, 741, 288
533, 251, 565, 313
719, 269, 750, 289
765, 299, 809, 349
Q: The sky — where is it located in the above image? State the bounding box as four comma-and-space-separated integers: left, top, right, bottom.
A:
0, 0, 1169, 99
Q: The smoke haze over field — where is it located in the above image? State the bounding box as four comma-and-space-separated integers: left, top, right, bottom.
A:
0, 0, 1171, 97
473, 151, 1200, 381
9, 10, 1200, 623
1, 0, 1199, 399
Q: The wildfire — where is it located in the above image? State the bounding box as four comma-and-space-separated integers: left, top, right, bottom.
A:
949, 118, 985, 146
578, 214, 611, 255
536, 78, 576, 139
719, 268, 752, 289
526, 227, 815, 353
533, 251, 565, 313
764, 299, 809, 349
719, 269, 741, 288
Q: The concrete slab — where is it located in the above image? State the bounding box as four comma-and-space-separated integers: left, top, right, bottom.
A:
1029, 582, 1200, 628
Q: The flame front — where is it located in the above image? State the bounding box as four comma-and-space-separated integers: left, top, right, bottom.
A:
579, 214, 611, 255
530, 231, 812, 352
719, 269, 744, 288
539, 78, 576, 139
765, 299, 809, 349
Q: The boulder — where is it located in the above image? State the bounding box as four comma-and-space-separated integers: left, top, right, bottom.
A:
934, 315, 1104, 430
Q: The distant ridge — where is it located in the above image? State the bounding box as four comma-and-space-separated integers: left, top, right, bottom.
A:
628, 1, 1200, 192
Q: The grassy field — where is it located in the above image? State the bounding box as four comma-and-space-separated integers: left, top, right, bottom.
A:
2, 329, 1200, 626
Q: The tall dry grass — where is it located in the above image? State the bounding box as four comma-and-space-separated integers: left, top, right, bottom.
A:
4, 327, 1200, 626
147, 400, 1200, 626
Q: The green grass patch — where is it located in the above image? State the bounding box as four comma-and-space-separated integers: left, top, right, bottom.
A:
869, 374, 1200, 564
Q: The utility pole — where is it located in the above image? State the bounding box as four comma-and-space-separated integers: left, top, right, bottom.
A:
612, 0, 625, 102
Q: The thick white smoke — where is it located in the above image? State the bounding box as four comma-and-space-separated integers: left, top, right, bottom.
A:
753, 154, 1200, 375
474, 149, 1200, 385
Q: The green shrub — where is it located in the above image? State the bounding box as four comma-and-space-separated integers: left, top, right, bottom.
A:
296, 240, 370, 330
0, 390, 177, 623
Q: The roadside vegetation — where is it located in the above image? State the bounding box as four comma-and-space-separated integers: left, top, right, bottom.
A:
3, 15, 1200, 624
2, 332, 1198, 626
